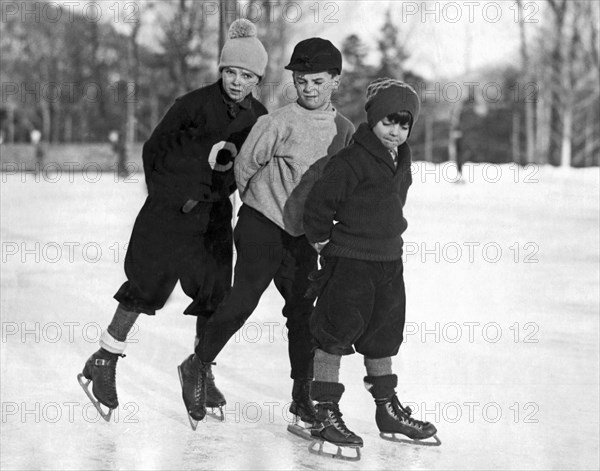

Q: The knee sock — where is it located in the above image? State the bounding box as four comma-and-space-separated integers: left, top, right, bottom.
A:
194, 315, 209, 349
101, 303, 139, 354
364, 356, 393, 377
313, 348, 341, 383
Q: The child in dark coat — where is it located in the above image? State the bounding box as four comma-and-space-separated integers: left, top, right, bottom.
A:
78, 19, 268, 422
303, 78, 439, 454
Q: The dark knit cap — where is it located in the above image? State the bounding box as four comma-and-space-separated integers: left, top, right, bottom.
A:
365, 78, 420, 130
285, 37, 342, 74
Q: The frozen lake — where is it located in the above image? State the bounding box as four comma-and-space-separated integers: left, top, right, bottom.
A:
1, 162, 598, 470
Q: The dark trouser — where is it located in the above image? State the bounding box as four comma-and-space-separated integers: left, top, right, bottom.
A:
310, 257, 406, 358
196, 204, 316, 379
114, 196, 232, 319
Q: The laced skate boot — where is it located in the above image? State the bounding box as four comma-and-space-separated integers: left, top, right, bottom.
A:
309, 402, 363, 461
205, 364, 226, 421
290, 379, 317, 423
287, 379, 318, 439
78, 348, 125, 421
178, 354, 212, 430
365, 374, 441, 446
307, 381, 362, 461
194, 334, 227, 414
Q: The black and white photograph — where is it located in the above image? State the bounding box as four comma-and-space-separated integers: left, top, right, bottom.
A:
1, 0, 599, 469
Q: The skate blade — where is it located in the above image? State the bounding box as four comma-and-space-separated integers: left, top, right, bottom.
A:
76, 373, 113, 422
308, 439, 361, 462
206, 406, 225, 422
380, 432, 442, 447
177, 366, 200, 431
287, 423, 315, 441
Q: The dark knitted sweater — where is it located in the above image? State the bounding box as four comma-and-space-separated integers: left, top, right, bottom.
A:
303, 122, 413, 261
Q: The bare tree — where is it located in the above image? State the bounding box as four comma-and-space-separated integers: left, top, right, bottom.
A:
516, 0, 536, 164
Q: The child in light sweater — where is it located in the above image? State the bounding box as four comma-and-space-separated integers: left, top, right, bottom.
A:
303, 78, 439, 454
186, 38, 355, 426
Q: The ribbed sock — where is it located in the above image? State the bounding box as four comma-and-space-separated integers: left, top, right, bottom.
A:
364, 356, 393, 377
102, 303, 139, 353
313, 348, 341, 383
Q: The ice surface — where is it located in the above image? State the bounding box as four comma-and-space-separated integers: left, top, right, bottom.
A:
1, 163, 598, 470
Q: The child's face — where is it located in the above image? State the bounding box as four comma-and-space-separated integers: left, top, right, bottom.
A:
293, 71, 340, 111
372, 117, 410, 150
221, 66, 260, 102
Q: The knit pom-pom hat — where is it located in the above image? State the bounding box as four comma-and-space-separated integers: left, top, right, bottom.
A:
365, 78, 420, 132
219, 19, 268, 77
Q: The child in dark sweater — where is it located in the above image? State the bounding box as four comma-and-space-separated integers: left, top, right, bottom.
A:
303, 78, 439, 453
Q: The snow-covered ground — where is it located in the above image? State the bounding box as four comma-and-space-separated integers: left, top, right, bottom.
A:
1, 162, 599, 470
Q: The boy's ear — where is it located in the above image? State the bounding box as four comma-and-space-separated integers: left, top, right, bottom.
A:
331, 74, 341, 92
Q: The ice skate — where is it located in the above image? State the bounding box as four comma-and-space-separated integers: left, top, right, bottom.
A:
77, 348, 124, 422
376, 395, 441, 446
308, 402, 362, 461
177, 354, 214, 430
204, 364, 226, 421
287, 379, 318, 440
364, 374, 441, 446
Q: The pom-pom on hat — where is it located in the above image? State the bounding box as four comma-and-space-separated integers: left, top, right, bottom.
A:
219, 19, 268, 78
285, 37, 342, 74
365, 78, 420, 132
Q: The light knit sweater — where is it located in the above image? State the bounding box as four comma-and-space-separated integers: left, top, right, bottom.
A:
234, 102, 354, 236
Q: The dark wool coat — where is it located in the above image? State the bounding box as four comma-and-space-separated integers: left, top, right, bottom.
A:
142, 80, 268, 210
303, 122, 413, 261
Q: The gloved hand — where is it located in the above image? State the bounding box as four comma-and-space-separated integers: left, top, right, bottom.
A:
213, 142, 238, 172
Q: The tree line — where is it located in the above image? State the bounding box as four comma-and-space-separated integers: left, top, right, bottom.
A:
1, 0, 598, 167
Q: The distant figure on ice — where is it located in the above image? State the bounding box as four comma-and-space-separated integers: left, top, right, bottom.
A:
302, 78, 440, 459
78, 19, 268, 423
30, 129, 44, 170
108, 130, 127, 177
449, 100, 465, 182
186, 38, 354, 429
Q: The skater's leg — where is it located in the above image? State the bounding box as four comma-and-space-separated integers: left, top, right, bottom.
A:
104, 303, 140, 348
364, 356, 392, 377
273, 234, 317, 380
357, 260, 439, 443
80, 303, 138, 412
195, 204, 283, 362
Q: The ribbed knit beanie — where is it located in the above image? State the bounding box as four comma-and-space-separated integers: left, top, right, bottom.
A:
219, 19, 268, 78
365, 78, 420, 132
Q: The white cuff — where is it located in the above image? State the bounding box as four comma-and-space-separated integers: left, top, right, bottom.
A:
100, 330, 127, 354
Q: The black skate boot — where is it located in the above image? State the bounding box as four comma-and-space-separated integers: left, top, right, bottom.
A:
177, 354, 213, 430
308, 381, 362, 461
77, 348, 125, 421
365, 374, 441, 446
287, 379, 318, 440
205, 364, 226, 421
